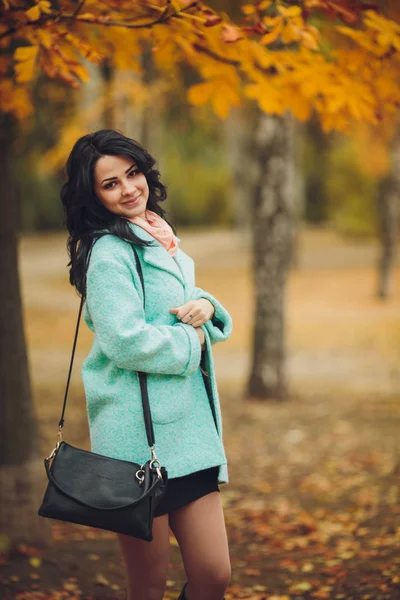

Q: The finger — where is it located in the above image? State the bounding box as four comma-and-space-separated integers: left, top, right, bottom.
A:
169, 307, 180, 314
191, 319, 204, 328
181, 310, 199, 324
176, 302, 196, 321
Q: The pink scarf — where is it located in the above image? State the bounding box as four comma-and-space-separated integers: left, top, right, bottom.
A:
124, 209, 179, 256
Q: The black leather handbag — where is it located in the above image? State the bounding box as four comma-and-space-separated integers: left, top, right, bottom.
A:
38, 245, 168, 542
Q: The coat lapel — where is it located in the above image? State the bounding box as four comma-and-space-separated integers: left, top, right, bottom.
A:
127, 221, 185, 286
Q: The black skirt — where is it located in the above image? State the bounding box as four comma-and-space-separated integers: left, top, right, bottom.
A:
153, 466, 220, 517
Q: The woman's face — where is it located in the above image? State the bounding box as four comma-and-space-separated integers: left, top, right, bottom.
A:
93, 154, 149, 219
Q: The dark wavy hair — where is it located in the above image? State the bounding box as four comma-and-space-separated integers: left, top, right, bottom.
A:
60, 129, 175, 297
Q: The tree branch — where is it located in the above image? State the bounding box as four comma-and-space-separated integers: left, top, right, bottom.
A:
192, 42, 240, 67
0, 1, 200, 42
72, 0, 87, 18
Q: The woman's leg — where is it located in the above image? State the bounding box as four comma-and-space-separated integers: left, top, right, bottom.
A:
117, 513, 170, 600
168, 491, 231, 600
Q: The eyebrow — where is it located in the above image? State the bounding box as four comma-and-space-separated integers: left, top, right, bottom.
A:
101, 163, 136, 184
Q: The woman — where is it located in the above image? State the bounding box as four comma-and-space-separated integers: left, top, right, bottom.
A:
61, 129, 233, 600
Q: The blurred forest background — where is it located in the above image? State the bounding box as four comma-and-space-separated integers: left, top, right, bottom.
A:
1, 1, 400, 598
15, 74, 391, 236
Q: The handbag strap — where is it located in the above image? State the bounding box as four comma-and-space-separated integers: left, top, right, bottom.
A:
57, 242, 155, 449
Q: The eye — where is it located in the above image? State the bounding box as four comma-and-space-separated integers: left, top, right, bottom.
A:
104, 181, 116, 190
128, 169, 139, 177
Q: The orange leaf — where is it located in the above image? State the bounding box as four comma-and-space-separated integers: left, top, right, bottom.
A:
188, 81, 215, 106
245, 568, 261, 576
14, 46, 39, 61
25, 5, 40, 21
78, 13, 97, 21
261, 22, 283, 45
278, 5, 302, 18
241, 5, 257, 16
14, 45, 38, 82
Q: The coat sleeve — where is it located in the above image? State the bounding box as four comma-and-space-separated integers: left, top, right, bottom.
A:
190, 285, 233, 346
86, 258, 202, 375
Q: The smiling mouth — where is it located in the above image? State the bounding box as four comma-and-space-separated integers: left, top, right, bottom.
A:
123, 194, 141, 205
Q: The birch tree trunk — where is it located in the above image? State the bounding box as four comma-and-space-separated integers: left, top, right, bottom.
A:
376, 128, 400, 298
224, 108, 254, 235
0, 115, 50, 547
303, 115, 331, 223
247, 108, 296, 401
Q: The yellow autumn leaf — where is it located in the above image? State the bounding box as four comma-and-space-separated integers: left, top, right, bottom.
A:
0, 79, 33, 118
393, 36, 400, 51
377, 32, 395, 48
278, 5, 302, 18
287, 92, 312, 121
263, 15, 281, 27
241, 4, 256, 16
63, 582, 79, 591
14, 45, 39, 82
281, 23, 301, 44
213, 92, 231, 119
290, 581, 313, 592
37, 29, 53, 49
364, 10, 400, 35
25, 5, 41, 21
325, 92, 346, 114
78, 13, 97, 22
212, 81, 241, 118
245, 82, 284, 114
187, 81, 215, 106
73, 65, 89, 82
14, 46, 39, 61
29, 557, 42, 568
95, 573, 109, 586
261, 22, 283, 46
301, 30, 319, 50
335, 26, 380, 55
38, 0, 52, 14
15, 61, 36, 82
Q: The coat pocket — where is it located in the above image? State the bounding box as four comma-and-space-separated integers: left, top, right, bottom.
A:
145, 372, 194, 424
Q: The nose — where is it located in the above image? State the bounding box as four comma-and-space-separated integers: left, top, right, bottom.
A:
121, 180, 137, 196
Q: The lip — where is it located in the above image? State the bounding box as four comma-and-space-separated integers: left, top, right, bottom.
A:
123, 194, 141, 206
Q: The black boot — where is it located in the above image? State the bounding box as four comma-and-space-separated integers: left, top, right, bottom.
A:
177, 583, 226, 600
177, 582, 188, 600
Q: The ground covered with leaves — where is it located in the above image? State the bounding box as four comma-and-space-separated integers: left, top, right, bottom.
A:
1, 228, 399, 599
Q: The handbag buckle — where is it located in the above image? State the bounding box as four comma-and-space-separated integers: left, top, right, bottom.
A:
150, 446, 163, 480
135, 446, 163, 485
135, 466, 145, 485
45, 426, 63, 463
150, 459, 163, 480
45, 441, 60, 463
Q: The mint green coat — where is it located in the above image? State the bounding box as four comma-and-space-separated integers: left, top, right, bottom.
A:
82, 222, 232, 483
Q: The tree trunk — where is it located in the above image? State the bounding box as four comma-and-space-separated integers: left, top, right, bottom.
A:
376, 129, 400, 298
303, 114, 331, 223
101, 58, 116, 130
224, 108, 254, 236
0, 114, 51, 548
247, 108, 296, 401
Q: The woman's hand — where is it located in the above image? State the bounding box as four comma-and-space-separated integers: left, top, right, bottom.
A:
170, 299, 215, 328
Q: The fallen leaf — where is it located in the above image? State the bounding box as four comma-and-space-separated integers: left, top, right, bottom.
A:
95, 572, 109, 586
28, 557, 42, 568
